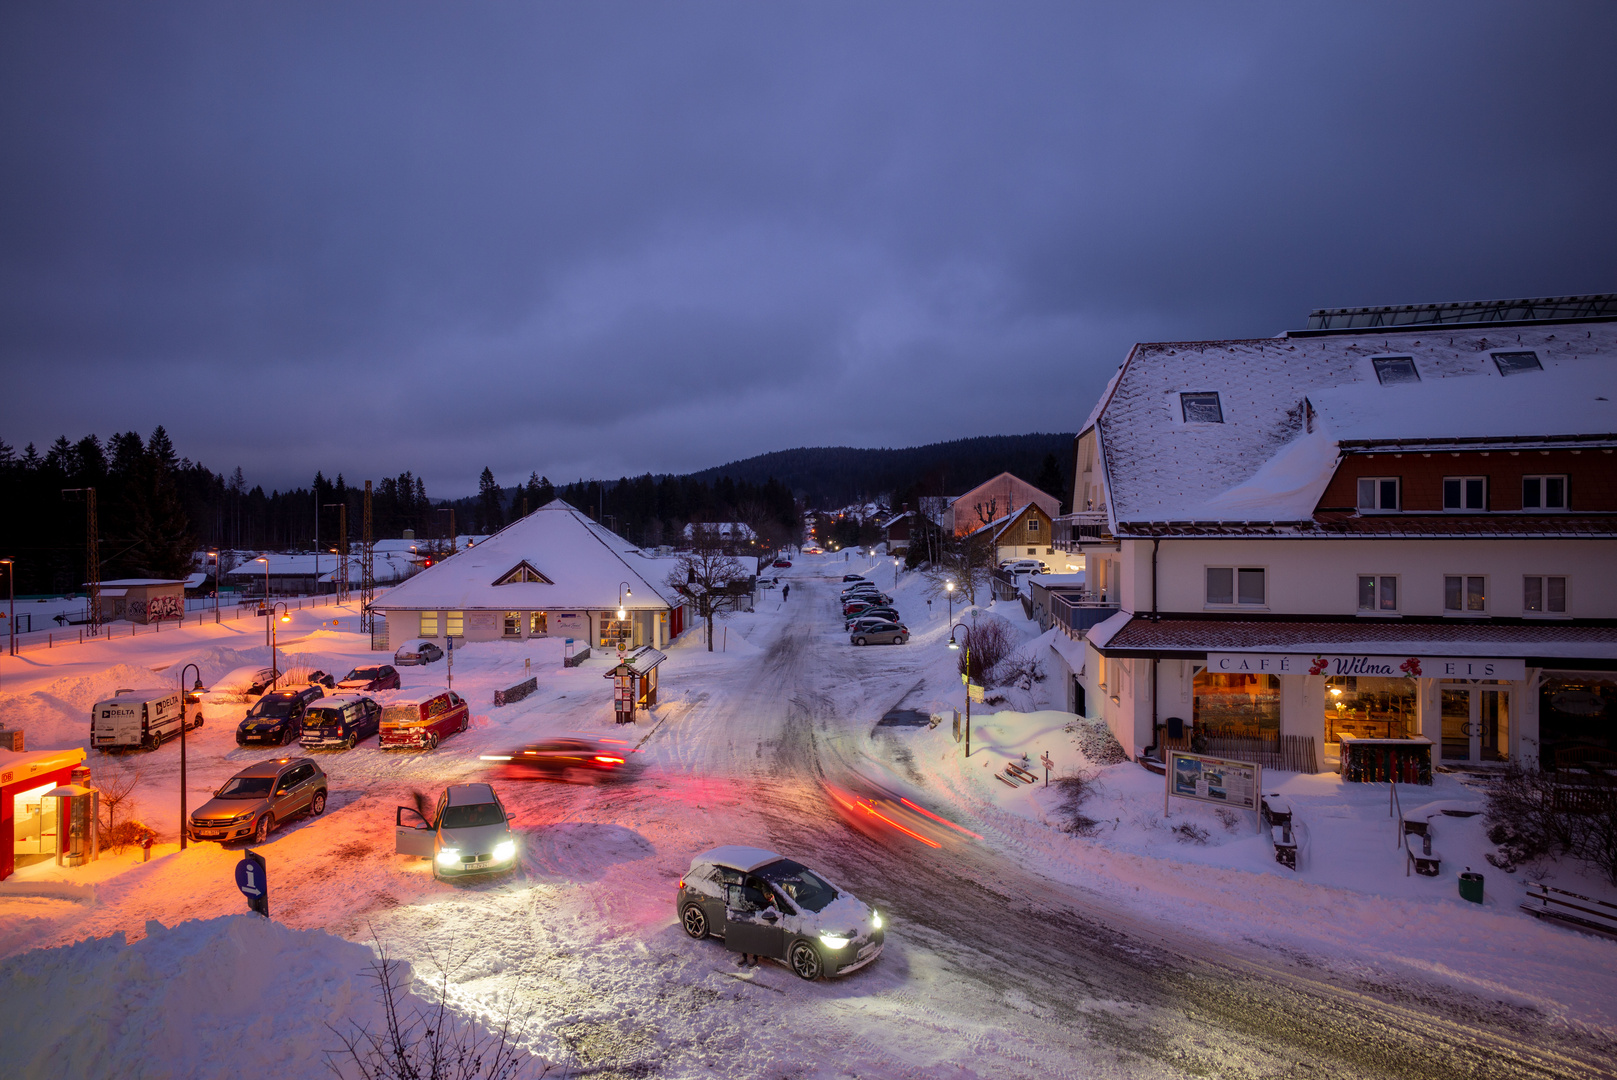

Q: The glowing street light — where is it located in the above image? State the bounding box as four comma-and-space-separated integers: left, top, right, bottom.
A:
269, 602, 291, 689
945, 579, 955, 622
178, 663, 204, 850
948, 623, 974, 757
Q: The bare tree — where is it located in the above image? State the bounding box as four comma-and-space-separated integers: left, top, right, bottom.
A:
96, 760, 146, 850
922, 534, 993, 606
668, 525, 751, 651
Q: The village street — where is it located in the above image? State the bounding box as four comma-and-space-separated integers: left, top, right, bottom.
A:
4, 563, 1614, 1078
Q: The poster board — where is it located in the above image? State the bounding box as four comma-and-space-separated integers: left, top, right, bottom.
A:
1166, 751, 1260, 821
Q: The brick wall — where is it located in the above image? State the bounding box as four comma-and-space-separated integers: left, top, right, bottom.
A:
1319, 449, 1617, 513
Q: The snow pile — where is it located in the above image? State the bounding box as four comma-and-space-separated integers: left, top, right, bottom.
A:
0, 915, 475, 1080
153, 644, 261, 688
0, 663, 169, 749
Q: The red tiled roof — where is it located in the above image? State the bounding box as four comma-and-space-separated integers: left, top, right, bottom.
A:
1116, 514, 1617, 538
1097, 616, 1617, 660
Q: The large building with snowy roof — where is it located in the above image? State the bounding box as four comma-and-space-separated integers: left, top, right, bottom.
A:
376, 500, 691, 651
1049, 293, 1617, 774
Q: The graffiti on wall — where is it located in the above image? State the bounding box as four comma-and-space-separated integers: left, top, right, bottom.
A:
147, 594, 184, 622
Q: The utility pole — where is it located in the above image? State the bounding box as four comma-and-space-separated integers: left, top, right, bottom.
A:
63, 488, 101, 637
360, 481, 376, 635
323, 502, 348, 603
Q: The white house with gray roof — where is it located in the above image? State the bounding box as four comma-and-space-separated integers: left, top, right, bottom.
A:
1048, 294, 1617, 777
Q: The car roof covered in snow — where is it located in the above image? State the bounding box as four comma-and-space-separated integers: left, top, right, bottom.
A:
445, 782, 498, 805
381, 686, 451, 705
692, 845, 784, 873
307, 693, 371, 709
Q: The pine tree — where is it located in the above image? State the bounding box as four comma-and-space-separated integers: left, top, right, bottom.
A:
1034, 452, 1067, 512
477, 467, 504, 533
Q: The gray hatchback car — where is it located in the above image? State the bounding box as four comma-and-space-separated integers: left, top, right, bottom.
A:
850, 621, 908, 646
188, 756, 329, 844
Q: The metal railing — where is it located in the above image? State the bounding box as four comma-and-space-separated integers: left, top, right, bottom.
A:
1053, 512, 1113, 550
1048, 591, 1119, 639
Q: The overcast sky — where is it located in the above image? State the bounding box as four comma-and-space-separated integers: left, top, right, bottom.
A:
3, 2, 1615, 496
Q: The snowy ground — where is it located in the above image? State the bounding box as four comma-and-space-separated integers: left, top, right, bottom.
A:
2, 554, 1615, 1078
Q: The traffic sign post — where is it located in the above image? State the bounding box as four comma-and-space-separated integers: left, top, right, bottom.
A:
235, 848, 269, 918
1041, 751, 1055, 787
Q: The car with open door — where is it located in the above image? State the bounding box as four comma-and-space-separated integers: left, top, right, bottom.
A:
676, 845, 884, 980
188, 757, 328, 844
395, 782, 519, 880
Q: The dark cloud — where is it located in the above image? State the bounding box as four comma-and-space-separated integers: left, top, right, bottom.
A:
3, 2, 1614, 494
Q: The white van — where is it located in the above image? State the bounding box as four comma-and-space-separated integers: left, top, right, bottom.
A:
90, 688, 198, 752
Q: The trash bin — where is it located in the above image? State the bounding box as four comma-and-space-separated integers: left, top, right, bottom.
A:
1458, 870, 1484, 904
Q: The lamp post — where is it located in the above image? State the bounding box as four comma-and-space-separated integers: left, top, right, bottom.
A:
1, 558, 14, 658
948, 623, 973, 758
893, 556, 900, 590
269, 602, 290, 689
178, 663, 203, 850
945, 579, 955, 623
616, 582, 632, 649
208, 550, 220, 624
257, 556, 271, 645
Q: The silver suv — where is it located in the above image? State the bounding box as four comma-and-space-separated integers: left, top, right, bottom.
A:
188, 757, 329, 844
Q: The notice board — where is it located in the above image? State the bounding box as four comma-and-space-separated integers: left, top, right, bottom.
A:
1166, 751, 1260, 815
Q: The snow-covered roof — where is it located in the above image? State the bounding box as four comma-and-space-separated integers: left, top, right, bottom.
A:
224, 552, 412, 582
1094, 321, 1617, 527
681, 522, 757, 541
90, 578, 184, 587
691, 845, 783, 872
376, 499, 682, 612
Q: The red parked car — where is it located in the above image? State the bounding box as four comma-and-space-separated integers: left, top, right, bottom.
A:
773, 559, 793, 568
337, 665, 401, 693
379, 688, 469, 750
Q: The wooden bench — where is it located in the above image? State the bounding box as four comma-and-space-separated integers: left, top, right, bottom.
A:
1521, 883, 1617, 939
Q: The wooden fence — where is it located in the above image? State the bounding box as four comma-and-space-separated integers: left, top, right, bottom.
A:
1162, 732, 1320, 774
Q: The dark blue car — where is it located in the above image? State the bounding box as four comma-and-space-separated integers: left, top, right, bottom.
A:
236, 686, 324, 747
300, 694, 383, 750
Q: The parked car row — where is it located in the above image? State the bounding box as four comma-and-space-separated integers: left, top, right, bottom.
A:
1000, 558, 1051, 576
839, 578, 909, 646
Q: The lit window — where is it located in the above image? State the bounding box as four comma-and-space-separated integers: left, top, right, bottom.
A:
503, 612, 521, 637
1356, 477, 1400, 512
1522, 475, 1567, 511
1372, 356, 1420, 384
1444, 576, 1486, 613
1443, 476, 1487, 511
1524, 576, 1567, 614
1180, 392, 1224, 423
419, 611, 438, 637
445, 611, 464, 637
530, 611, 547, 635
1492, 351, 1542, 376
1206, 567, 1264, 606
1357, 575, 1398, 613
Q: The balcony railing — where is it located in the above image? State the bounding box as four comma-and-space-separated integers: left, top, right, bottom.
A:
1049, 590, 1120, 640
1053, 511, 1113, 550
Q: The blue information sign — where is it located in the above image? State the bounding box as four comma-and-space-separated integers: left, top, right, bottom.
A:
235, 848, 269, 916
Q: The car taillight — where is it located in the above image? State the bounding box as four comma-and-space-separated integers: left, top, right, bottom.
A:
595, 755, 624, 765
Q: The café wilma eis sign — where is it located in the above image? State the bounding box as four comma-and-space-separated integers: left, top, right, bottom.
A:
1205, 653, 1525, 681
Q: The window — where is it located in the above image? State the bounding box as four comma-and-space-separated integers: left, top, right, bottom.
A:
1027, 547, 1037, 555
1027, 518, 1040, 532
1206, 567, 1265, 606
1444, 575, 1487, 613
1524, 576, 1567, 614
1372, 356, 1420, 384
445, 611, 464, 637
1522, 475, 1567, 511
530, 611, 547, 635
1326, 676, 1416, 742
1356, 477, 1400, 511
1180, 392, 1224, 423
1192, 672, 1280, 738
419, 611, 438, 637
1443, 476, 1487, 511
1357, 575, 1398, 613
503, 612, 522, 637
599, 618, 631, 649
1492, 350, 1542, 376
492, 561, 553, 586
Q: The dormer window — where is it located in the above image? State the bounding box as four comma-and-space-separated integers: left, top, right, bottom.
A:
492, 561, 553, 586
1180, 392, 1223, 423
1357, 477, 1400, 512
1492, 350, 1542, 376
1372, 356, 1420, 385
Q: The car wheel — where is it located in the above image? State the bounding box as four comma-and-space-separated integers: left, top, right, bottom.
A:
898, 635, 909, 645
144, 732, 161, 750
789, 941, 823, 981
254, 813, 273, 844
310, 790, 327, 815
425, 732, 439, 751
854, 636, 867, 646
681, 903, 708, 939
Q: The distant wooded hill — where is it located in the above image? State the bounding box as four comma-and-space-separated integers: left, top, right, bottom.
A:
683, 432, 1076, 508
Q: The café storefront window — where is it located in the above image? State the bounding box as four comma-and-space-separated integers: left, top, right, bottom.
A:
1326, 676, 1416, 743
1192, 672, 1279, 737
1538, 672, 1617, 772
530, 611, 547, 636
599, 618, 631, 649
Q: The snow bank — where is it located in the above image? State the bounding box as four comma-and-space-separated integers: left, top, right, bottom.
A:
0, 915, 396, 1080
0, 663, 170, 749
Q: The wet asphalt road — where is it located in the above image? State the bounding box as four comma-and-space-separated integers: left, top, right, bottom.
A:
698, 577, 1617, 1080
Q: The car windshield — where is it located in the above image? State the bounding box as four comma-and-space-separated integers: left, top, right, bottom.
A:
247, 698, 295, 719
757, 859, 838, 912
304, 707, 344, 727
345, 667, 380, 681
217, 775, 276, 798
441, 802, 506, 829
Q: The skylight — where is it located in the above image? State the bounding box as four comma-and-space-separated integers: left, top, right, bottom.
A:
1371, 356, 1420, 385
1491, 350, 1543, 376
1180, 392, 1224, 423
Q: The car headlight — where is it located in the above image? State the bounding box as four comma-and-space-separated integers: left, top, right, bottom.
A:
493, 839, 517, 862
436, 848, 461, 867
872, 910, 882, 929
819, 934, 850, 949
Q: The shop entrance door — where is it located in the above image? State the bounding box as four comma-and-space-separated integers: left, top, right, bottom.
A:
1440, 686, 1510, 763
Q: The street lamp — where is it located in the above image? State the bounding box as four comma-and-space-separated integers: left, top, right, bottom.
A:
0, 558, 14, 658
208, 550, 220, 624
269, 602, 290, 688
948, 623, 973, 757
945, 579, 955, 622
178, 663, 203, 850
617, 581, 632, 622
256, 556, 271, 646
893, 556, 900, 590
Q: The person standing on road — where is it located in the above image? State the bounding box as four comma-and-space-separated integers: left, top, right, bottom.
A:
782, 584, 789, 601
